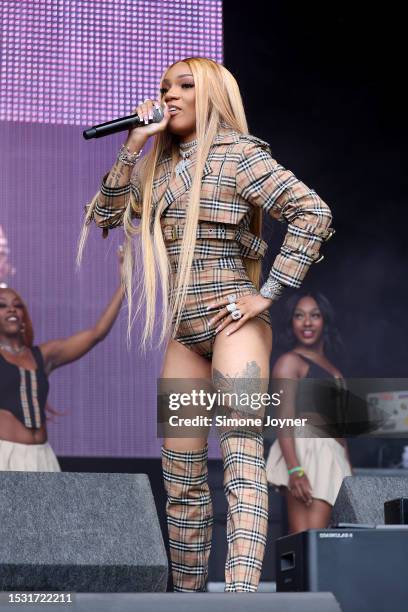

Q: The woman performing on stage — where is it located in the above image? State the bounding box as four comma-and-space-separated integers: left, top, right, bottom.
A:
0, 249, 125, 471
84, 57, 334, 592
266, 292, 352, 533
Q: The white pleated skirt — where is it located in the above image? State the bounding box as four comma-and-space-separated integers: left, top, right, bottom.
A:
266, 434, 351, 506
0, 439, 61, 472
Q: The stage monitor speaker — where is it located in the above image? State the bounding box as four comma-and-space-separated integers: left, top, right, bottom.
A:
331, 475, 408, 525
0, 472, 168, 592
0, 592, 342, 612
384, 497, 408, 524
276, 528, 408, 612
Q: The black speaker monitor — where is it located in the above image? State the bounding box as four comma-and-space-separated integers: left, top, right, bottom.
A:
276, 528, 408, 612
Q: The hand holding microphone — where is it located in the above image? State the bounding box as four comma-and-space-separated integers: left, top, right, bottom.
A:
82, 99, 171, 147
125, 99, 170, 152
85, 99, 171, 192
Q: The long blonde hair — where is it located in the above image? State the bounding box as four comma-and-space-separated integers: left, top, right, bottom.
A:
80, 57, 262, 350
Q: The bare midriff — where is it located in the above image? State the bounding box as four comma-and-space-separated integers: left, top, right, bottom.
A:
0, 409, 47, 444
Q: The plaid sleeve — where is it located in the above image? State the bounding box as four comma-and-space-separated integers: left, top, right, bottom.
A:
236, 142, 334, 288
92, 171, 142, 231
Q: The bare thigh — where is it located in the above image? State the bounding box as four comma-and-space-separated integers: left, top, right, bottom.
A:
286, 492, 332, 533
211, 318, 272, 428
160, 339, 212, 451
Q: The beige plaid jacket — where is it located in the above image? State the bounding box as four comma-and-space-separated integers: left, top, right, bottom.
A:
92, 127, 334, 288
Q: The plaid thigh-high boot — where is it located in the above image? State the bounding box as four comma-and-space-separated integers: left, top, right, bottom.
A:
220, 430, 269, 592
161, 445, 213, 592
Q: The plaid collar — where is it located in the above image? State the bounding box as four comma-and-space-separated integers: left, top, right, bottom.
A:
157, 126, 240, 164
213, 126, 241, 146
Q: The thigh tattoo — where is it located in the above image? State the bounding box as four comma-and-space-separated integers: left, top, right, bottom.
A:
212, 361, 267, 434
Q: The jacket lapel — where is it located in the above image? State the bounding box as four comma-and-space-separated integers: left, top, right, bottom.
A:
154, 128, 240, 217
158, 157, 212, 217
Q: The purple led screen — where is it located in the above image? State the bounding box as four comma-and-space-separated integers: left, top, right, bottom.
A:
0, 0, 223, 457
1, 0, 223, 125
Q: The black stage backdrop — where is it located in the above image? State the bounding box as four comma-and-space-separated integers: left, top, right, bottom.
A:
224, 2, 406, 379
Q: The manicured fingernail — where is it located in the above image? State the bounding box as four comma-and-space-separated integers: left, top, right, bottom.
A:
226, 331, 230, 336
208, 319, 214, 326
215, 326, 221, 334
206, 305, 212, 311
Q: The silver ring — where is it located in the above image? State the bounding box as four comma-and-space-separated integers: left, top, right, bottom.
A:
231, 309, 242, 320
226, 302, 237, 313
227, 293, 237, 304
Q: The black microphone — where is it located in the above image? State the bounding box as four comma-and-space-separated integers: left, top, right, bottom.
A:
82, 106, 164, 140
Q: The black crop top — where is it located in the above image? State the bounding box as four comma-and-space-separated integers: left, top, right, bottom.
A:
294, 354, 376, 436
0, 346, 49, 429
294, 354, 347, 436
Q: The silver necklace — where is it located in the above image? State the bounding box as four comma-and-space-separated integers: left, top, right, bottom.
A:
179, 138, 198, 150
175, 139, 198, 176
0, 342, 26, 355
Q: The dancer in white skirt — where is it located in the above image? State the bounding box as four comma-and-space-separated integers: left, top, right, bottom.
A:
266, 292, 351, 532
0, 248, 125, 471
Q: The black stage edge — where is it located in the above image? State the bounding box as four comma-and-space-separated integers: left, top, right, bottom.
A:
0, 593, 342, 612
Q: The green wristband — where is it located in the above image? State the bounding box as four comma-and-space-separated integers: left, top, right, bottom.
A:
288, 466, 304, 477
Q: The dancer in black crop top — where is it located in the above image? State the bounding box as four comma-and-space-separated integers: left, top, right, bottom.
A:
0, 248, 125, 470
0, 345, 49, 430
265, 291, 352, 533
292, 353, 348, 434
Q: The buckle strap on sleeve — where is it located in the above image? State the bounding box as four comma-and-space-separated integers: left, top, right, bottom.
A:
304, 225, 336, 241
